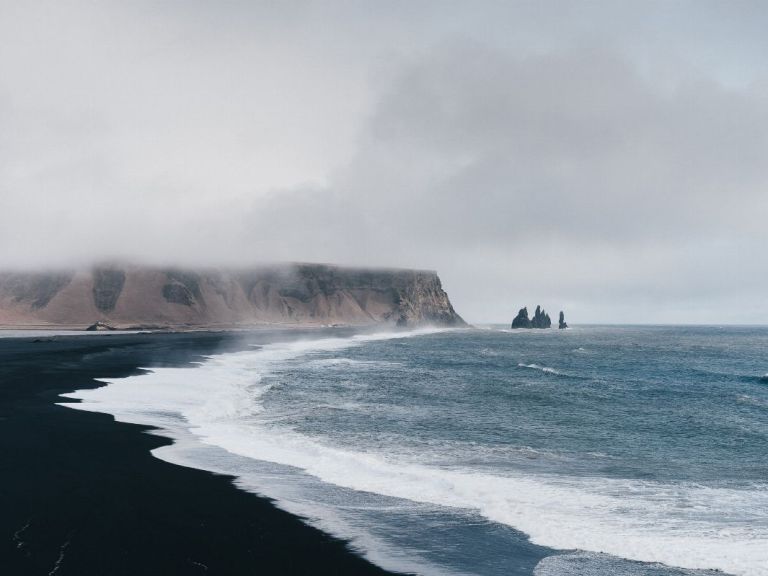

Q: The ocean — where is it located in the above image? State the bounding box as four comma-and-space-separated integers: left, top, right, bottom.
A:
62, 326, 768, 576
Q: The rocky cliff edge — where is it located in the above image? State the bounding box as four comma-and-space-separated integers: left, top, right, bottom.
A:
0, 263, 466, 329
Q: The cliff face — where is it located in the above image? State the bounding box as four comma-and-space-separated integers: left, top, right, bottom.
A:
0, 263, 465, 329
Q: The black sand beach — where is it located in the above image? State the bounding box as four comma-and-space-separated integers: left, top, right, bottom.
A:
0, 331, 396, 576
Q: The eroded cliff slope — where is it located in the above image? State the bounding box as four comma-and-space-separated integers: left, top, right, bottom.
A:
0, 263, 465, 329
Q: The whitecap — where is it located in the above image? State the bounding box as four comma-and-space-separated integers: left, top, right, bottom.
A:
518, 362, 562, 375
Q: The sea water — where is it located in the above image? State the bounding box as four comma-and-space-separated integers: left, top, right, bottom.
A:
62, 326, 768, 575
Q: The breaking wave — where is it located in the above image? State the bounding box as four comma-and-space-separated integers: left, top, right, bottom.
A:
518, 362, 562, 375
60, 329, 768, 576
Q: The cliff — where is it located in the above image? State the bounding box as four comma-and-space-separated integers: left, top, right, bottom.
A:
0, 263, 465, 329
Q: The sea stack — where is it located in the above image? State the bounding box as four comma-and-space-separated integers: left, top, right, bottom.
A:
530, 305, 551, 328
511, 307, 531, 328
511, 305, 551, 329
558, 311, 568, 329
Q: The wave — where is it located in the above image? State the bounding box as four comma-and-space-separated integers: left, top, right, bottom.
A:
478, 347, 499, 357
533, 551, 723, 576
737, 394, 768, 409
518, 363, 563, 376
309, 358, 403, 368
692, 366, 768, 386
187, 428, 768, 576
60, 329, 768, 576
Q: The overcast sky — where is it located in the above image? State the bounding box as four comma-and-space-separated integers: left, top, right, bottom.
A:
2, 1, 767, 324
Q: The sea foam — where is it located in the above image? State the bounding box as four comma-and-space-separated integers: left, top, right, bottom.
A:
61, 329, 768, 576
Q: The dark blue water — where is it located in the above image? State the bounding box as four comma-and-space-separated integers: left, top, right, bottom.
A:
66, 326, 768, 576
277, 326, 768, 483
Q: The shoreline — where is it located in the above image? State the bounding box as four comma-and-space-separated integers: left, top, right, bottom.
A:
0, 330, 398, 575
0, 321, 365, 332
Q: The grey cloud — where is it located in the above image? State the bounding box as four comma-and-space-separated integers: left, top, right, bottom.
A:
240, 41, 768, 323
2, 1, 768, 323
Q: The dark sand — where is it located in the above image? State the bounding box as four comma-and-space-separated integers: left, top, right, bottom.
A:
0, 331, 397, 576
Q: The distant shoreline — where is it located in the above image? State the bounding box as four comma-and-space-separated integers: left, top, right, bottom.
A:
0, 321, 364, 332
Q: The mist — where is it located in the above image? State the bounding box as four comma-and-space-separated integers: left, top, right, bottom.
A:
2, 1, 768, 324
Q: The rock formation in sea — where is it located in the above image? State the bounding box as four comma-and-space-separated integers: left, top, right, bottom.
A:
0, 263, 465, 329
511, 307, 532, 328
558, 311, 568, 329
511, 305, 552, 329
530, 305, 552, 328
